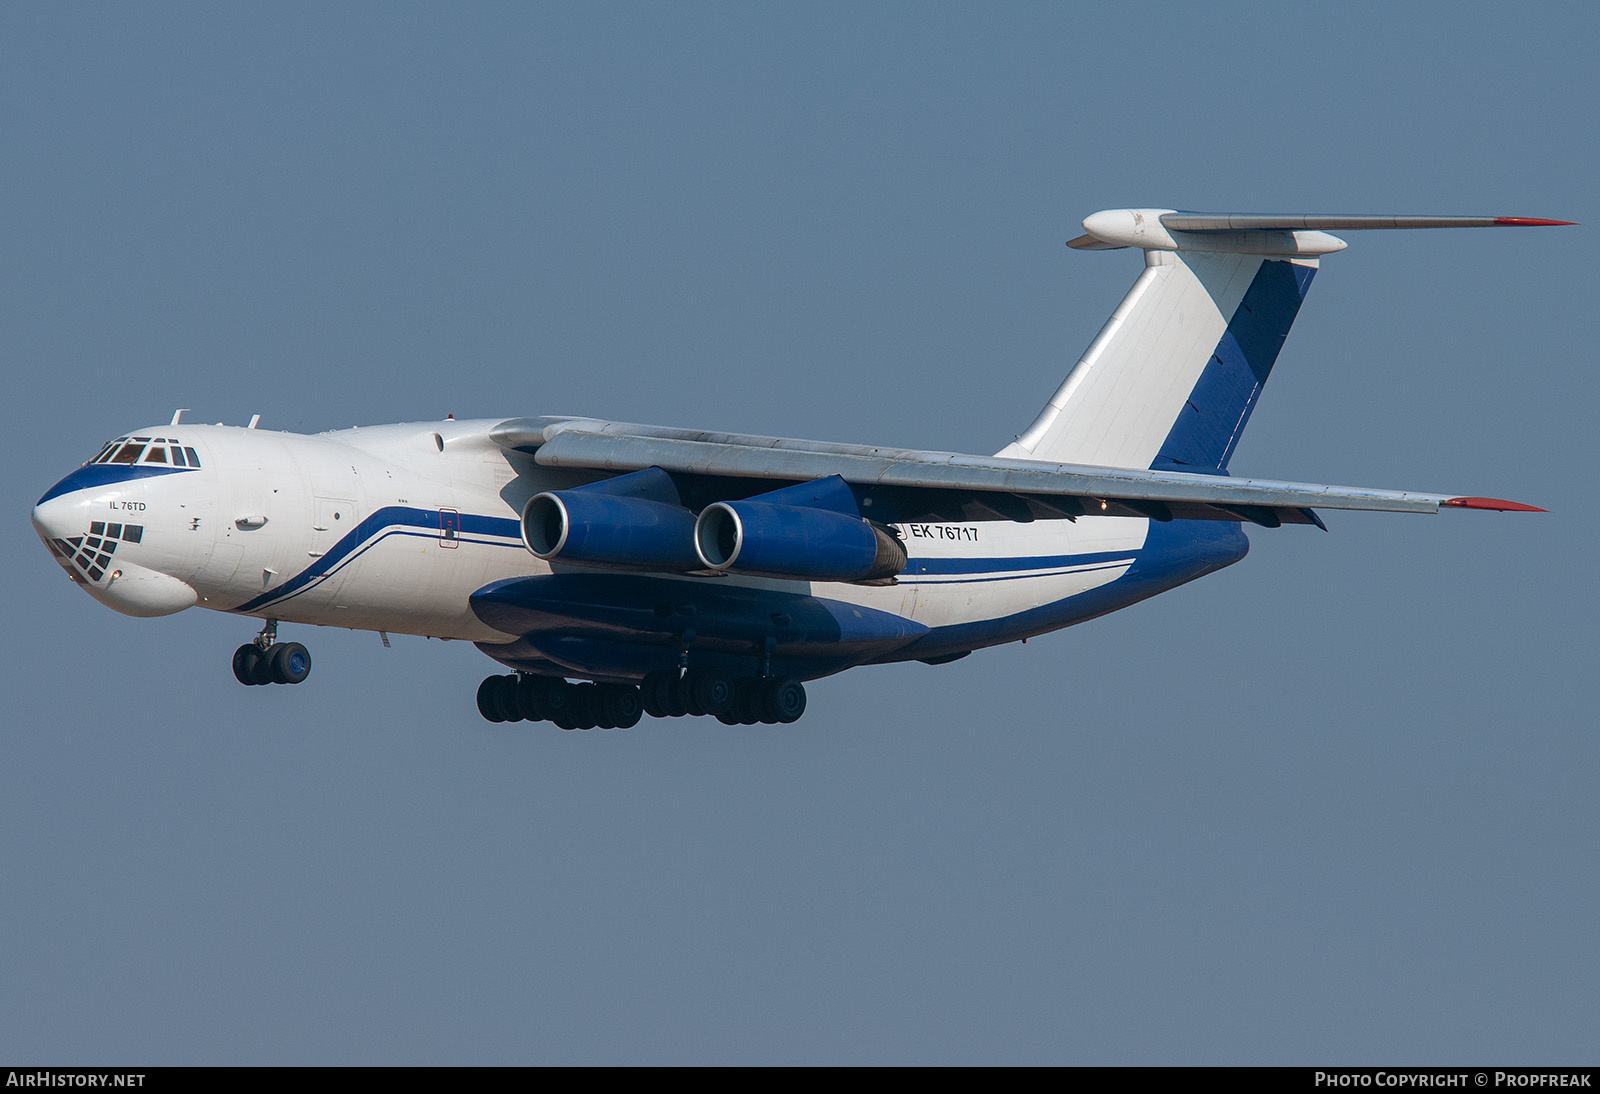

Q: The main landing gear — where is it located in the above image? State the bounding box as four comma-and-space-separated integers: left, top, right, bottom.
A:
474, 669, 807, 729
232, 619, 311, 686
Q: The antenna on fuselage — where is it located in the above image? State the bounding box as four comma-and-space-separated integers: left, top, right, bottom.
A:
171, 409, 189, 426
247, 414, 261, 429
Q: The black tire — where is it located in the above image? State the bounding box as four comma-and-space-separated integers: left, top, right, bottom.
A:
715, 708, 742, 726
232, 644, 263, 686
590, 684, 618, 729
475, 676, 506, 722
661, 673, 689, 718
734, 679, 762, 725
515, 675, 547, 721
269, 642, 311, 685
493, 674, 524, 722
691, 672, 735, 718
248, 646, 276, 686
568, 684, 598, 730
676, 672, 707, 717
761, 676, 807, 724
599, 684, 643, 729
640, 671, 671, 718
539, 678, 577, 728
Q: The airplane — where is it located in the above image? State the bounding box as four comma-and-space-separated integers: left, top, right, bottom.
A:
30, 208, 1570, 729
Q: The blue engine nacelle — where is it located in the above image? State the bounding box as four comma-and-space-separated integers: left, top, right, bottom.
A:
523, 479, 702, 573
695, 500, 906, 582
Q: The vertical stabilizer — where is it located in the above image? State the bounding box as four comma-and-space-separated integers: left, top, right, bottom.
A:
1002, 208, 1573, 472
999, 210, 1326, 471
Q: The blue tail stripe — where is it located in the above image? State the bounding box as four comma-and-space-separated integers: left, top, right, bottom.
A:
1153, 259, 1315, 472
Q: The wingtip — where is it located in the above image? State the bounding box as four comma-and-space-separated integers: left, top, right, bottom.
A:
1443, 496, 1547, 512
1493, 217, 1577, 227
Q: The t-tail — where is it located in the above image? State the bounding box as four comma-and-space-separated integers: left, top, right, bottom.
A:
997, 209, 1574, 472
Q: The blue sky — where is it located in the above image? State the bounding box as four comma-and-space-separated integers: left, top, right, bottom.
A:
3, 3, 1595, 1064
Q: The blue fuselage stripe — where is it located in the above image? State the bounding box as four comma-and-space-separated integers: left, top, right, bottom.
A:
233, 506, 522, 612
38, 464, 196, 505
910, 560, 1131, 585
229, 504, 1146, 615
904, 549, 1136, 575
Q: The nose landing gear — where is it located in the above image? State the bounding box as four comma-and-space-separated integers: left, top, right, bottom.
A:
231, 619, 311, 686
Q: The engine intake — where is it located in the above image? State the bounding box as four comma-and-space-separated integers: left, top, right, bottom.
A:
522, 489, 700, 572
695, 501, 906, 582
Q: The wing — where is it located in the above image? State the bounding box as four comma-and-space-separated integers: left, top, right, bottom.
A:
489, 417, 1540, 529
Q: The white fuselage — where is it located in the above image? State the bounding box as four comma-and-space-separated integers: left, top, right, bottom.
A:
34, 419, 1153, 660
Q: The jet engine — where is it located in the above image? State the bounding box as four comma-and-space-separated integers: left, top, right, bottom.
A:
522, 468, 701, 572
695, 500, 906, 582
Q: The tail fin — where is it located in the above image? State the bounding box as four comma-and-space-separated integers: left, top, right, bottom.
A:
999, 209, 1572, 472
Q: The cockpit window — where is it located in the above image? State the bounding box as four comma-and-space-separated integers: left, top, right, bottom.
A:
92, 438, 128, 464
89, 436, 199, 468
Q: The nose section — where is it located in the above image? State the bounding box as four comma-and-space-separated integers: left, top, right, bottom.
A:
32, 489, 87, 543
32, 471, 198, 617
33, 477, 115, 583
34, 463, 119, 546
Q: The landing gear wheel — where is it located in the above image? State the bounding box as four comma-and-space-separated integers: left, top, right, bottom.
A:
232, 644, 265, 686
567, 684, 599, 730
661, 673, 689, 718
515, 676, 548, 722
760, 676, 807, 724
691, 672, 735, 718
269, 642, 311, 685
476, 676, 506, 722
598, 684, 643, 729
525, 677, 572, 726
492, 674, 524, 722
589, 685, 618, 729
541, 679, 580, 729
733, 679, 763, 725
675, 673, 707, 717
640, 671, 672, 718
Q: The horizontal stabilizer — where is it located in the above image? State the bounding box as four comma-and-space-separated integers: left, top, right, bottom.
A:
1068, 208, 1574, 254
1159, 213, 1576, 232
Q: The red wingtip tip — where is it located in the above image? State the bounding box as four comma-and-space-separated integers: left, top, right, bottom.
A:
1444, 496, 1547, 512
1493, 217, 1577, 227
